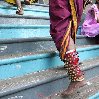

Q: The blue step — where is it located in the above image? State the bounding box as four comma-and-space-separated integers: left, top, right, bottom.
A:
0, 25, 80, 39
0, 1, 50, 25
0, 5, 49, 17
0, 25, 97, 47
0, 1, 98, 99
0, 38, 56, 56
0, 25, 93, 39
0, 36, 97, 57
0, 57, 99, 99
0, 1, 49, 25
0, 45, 99, 80
0, 25, 50, 39
0, 14, 50, 25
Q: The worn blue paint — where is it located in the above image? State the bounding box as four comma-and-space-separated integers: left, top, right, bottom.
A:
0, 55, 62, 80
0, 5, 49, 12
89, 92, 99, 99
0, 25, 49, 28
1, 63, 99, 99
0, 45, 99, 80
78, 46, 99, 61
0, 25, 83, 39
0, 25, 50, 39
0, 5, 49, 17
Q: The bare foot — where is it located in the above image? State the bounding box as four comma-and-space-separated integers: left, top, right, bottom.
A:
61, 80, 86, 97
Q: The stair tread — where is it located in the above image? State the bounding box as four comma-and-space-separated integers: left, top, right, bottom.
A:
0, 31, 89, 42
0, 15, 50, 25
0, 49, 57, 59
0, 14, 49, 19
46, 76, 99, 99
0, 0, 98, 98
0, 45, 99, 60
0, 34, 95, 45
0, 57, 99, 97
0, 34, 88, 44
0, 4, 48, 12
0, 25, 50, 39
0, 5, 49, 17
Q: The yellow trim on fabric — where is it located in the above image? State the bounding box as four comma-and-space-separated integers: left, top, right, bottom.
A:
5, 0, 16, 4
61, 21, 72, 47
69, 0, 78, 42
63, 36, 69, 58
61, 20, 72, 60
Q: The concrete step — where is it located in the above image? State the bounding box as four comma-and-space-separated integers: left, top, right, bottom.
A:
0, 2, 86, 26
46, 75, 99, 99
0, 57, 99, 99
0, 24, 97, 39
0, 5, 49, 17
0, 2, 90, 26
0, 0, 49, 11
0, 37, 56, 56
0, 15, 49, 25
0, 45, 99, 80
0, 0, 94, 26
0, 26, 81, 40
0, 25, 50, 39
0, 35, 97, 56
0, 2, 49, 25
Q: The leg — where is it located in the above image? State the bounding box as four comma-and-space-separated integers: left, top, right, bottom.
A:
49, 0, 85, 96
67, 36, 76, 51
61, 37, 85, 96
15, 0, 24, 15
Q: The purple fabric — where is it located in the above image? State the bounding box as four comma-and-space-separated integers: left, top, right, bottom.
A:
49, 0, 83, 51
81, 4, 99, 37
